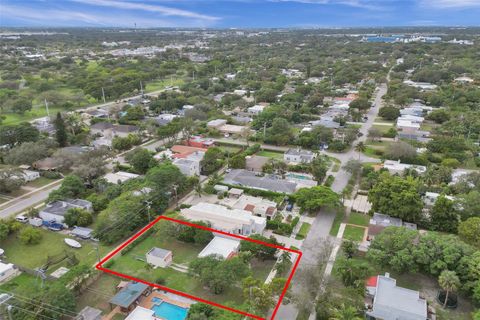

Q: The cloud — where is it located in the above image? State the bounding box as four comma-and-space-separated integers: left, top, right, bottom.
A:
71, 0, 220, 21
0, 4, 210, 27
420, 0, 480, 9
268, 0, 386, 10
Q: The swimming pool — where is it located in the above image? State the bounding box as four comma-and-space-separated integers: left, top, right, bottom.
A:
286, 173, 310, 180
151, 300, 188, 320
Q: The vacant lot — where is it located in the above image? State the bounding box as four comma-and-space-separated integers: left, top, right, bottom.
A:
257, 150, 284, 159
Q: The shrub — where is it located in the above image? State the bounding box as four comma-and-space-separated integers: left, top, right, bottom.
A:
18, 226, 42, 245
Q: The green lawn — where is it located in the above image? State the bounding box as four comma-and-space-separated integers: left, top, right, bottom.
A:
0, 228, 112, 271
257, 150, 284, 159
145, 78, 184, 92
107, 224, 276, 312
343, 225, 366, 242
3, 106, 65, 125
26, 177, 59, 189
347, 212, 370, 227
295, 222, 312, 240
0, 273, 39, 296
220, 145, 243, 154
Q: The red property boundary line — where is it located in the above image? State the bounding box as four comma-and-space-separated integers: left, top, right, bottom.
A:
95, 215, 302, 320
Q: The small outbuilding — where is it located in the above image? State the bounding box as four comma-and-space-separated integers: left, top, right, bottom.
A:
146, 247, 173, 268
0, 262, 20, 283
198, 236, 240, 259
228, 188, 244, 199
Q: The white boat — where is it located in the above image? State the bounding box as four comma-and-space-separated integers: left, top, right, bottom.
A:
64, 238, 82, 248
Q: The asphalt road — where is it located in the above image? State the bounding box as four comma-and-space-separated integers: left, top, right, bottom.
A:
276, 83, 388, 319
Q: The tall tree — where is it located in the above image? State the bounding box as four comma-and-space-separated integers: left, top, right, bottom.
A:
368, 173, 422, 222
438, 270, 460, 308
54, 112, 68, 147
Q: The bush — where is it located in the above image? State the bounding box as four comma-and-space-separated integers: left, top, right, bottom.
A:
103, 260, 115, 268
41, 171, 62, 179
18, 226, 42, 245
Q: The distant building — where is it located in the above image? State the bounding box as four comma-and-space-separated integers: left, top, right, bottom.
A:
33, 157, 58, 171
423, 192, 455, 207
173, 151, 204, 176
368, 213, 417, 239
146, 247, 173, 268
224, 169, 298, 194
207, 119, 228, 129
231, 194, 278, 219
247, 105, 266, 115
39, 199, 93, 224
383, 160, 426, 175
0, 262, 20, 283
403, 80, 437, 91
366, 273, 429, 320
284, 148, 316, 164
103, 171, 140, 184
20, 169, 40, 182
181, 202, 266, 235
186, 136, 215, 148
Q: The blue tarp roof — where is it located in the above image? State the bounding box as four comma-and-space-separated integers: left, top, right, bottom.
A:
109, 282, 149, 308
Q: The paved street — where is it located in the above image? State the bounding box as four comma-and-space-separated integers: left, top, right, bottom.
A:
276, 82, 388, 319
0, 180, 62, 218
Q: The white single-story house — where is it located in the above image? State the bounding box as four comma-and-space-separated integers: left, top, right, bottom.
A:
198, 236, 241, 259
423, 192, 455, 207
125, 306, 155, 320
181, 202, 266, 235
383, 160, 426, 175
207, 119, 228, 130
103, 171, 140, 184
0, 262, 20, 283
146, 247, 173, 268
22, 169, 41, 182
248, 105, 266, 115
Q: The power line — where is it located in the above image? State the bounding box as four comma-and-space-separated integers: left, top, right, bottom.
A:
0, 290, 77, 318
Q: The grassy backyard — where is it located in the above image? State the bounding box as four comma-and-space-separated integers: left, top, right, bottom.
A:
106, 221, 277, 313
257, 150, 284, 159
347, 212, 370, 227
0, 228, 112, 271
343, 225, 366, 242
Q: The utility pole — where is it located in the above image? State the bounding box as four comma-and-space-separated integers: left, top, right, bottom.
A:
7, 305, 13, 320
44, 99, 50, 117
145, 200, 152, 222
140, 81, 144, 97
101, 87, 106, 104
263, 122, 267, 139
192, 71, 195, 81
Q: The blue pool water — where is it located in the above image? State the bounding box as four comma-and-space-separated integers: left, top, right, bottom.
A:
152, 301, 188, 320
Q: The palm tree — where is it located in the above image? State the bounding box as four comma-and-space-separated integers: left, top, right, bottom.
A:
438, 270, 460, 308
354, 142, 366, 160
330, 304, 362, 320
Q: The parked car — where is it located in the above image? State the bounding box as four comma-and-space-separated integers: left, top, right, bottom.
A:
15, 214, 28, 223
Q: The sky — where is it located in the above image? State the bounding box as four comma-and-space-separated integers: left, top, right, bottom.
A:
1, 0, 480, 28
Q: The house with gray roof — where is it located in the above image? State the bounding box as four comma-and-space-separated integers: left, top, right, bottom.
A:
146, 247, 173, 268
368, 213, 417, 239
366, 273, 429, 320
39, 199, 93, 224
284, 148, 316, 164
223, 169, 297, 194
